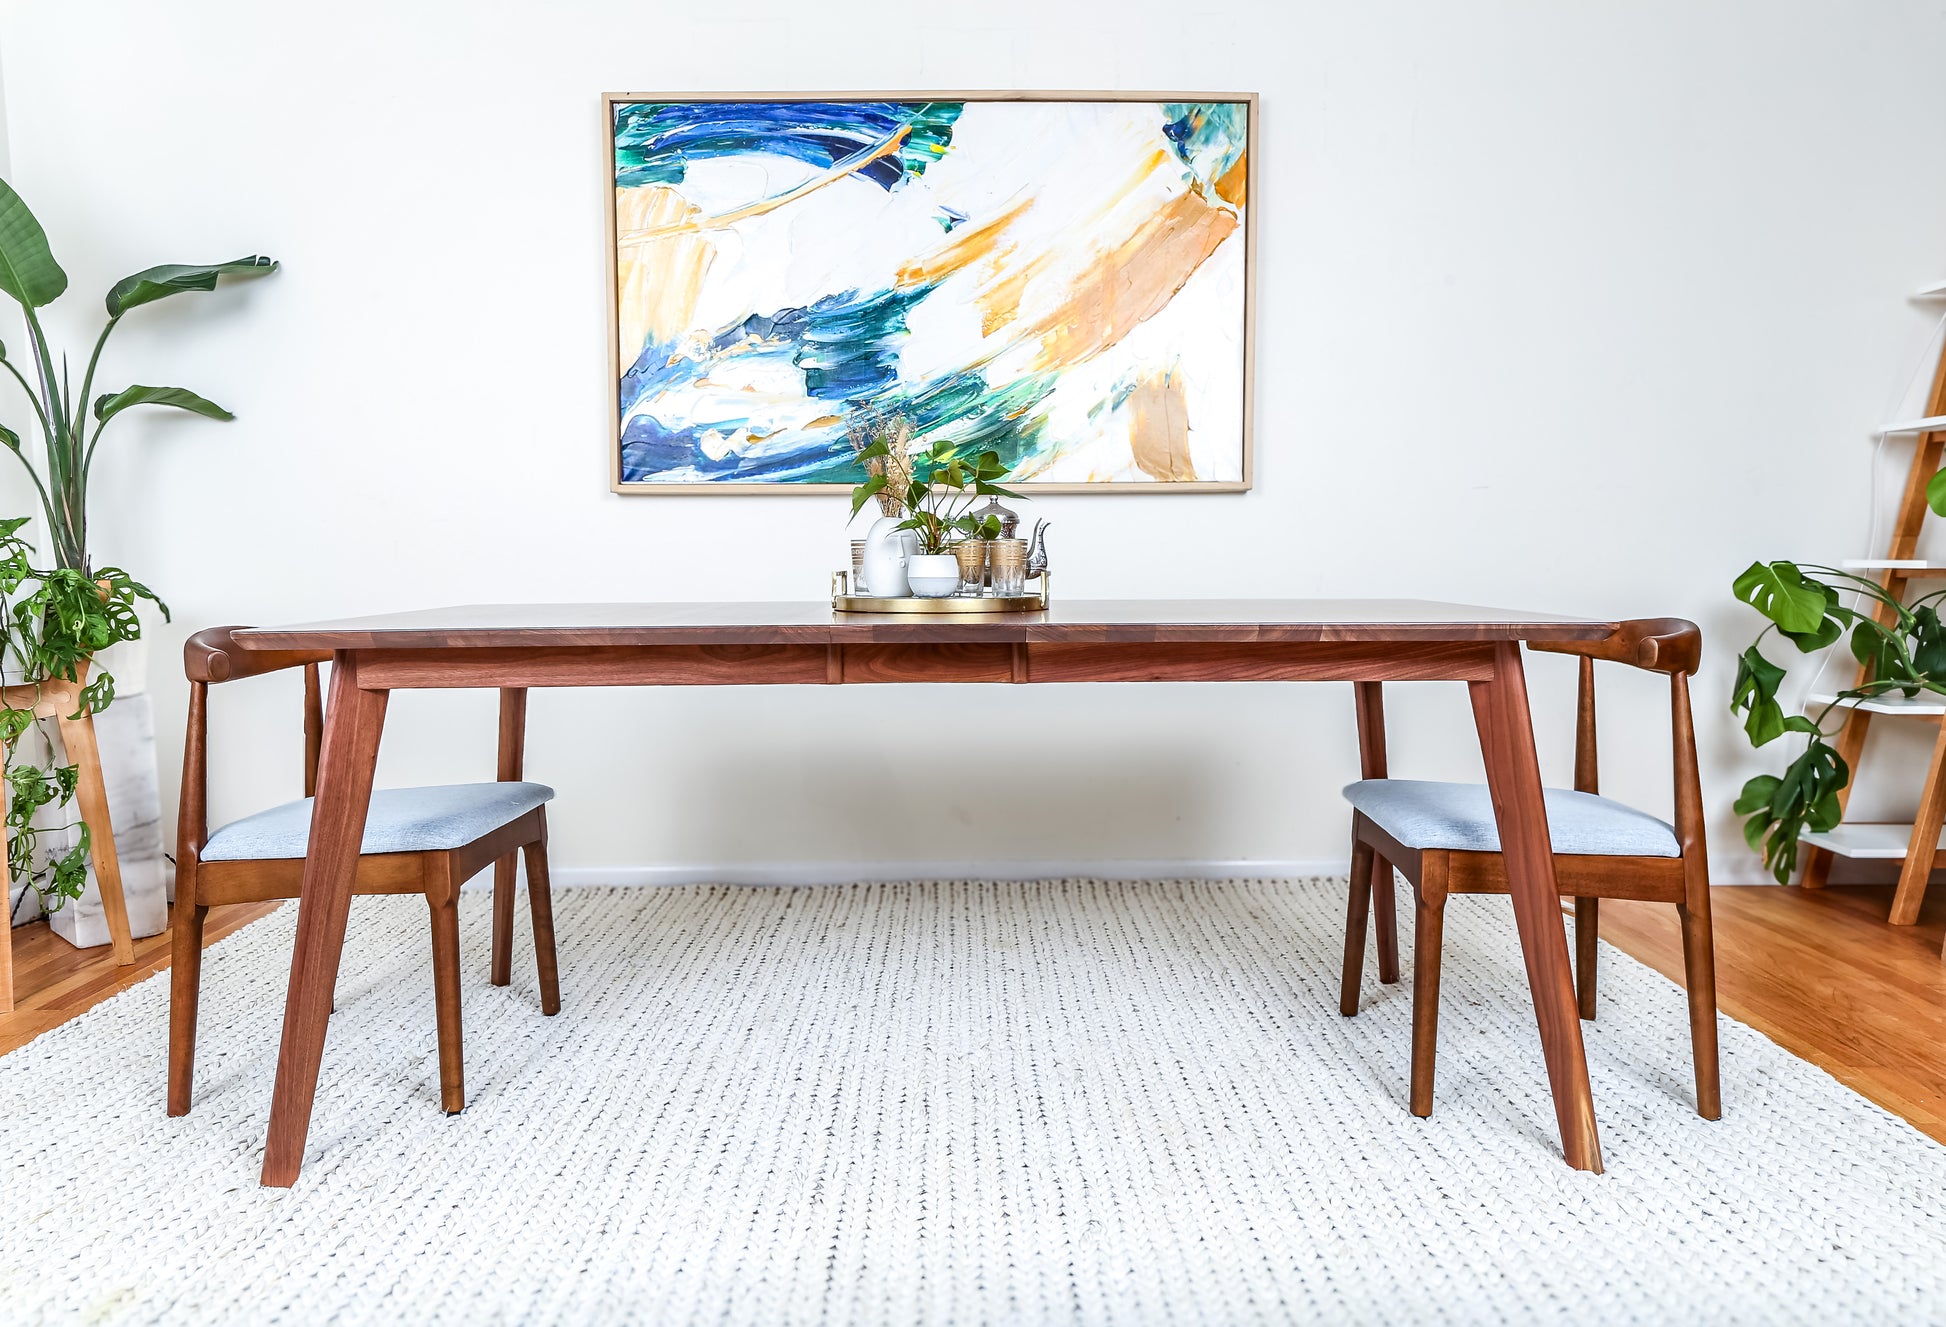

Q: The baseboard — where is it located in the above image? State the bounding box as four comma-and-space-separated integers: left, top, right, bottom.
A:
520, 858, 1356, 889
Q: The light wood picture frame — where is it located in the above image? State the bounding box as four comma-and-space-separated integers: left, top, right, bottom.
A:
606, 91, 1257, 495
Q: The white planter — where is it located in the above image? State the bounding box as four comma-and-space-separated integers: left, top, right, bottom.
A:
10, 637, 173, 948
908, 554, 962, 597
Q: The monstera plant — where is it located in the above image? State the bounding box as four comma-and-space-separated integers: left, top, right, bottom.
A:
0, 174, 275, 912
1731, 558, 1946, 883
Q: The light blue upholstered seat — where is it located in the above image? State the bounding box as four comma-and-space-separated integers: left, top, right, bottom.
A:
200, 782, 555, 862
1343, 779, 1679, 858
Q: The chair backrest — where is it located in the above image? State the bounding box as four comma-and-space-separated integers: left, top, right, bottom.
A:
178, 626, 528, 862
1530, 620, 1704, 863
179, 627, 328, 858
1357, 619, 1707, 890
1528, 617, 1701, 678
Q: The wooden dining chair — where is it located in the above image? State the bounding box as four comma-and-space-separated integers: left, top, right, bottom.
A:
168, 625, 561, 1118
1338, 618, 1720, 1121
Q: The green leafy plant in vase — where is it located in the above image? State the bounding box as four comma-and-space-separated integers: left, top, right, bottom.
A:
0, 175, 275, 919
850, 434, 1018, 598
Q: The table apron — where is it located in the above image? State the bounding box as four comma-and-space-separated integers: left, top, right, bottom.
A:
346, 640, 1502, 689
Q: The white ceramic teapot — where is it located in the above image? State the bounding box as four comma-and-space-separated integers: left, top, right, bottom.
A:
859, 515, 915, 597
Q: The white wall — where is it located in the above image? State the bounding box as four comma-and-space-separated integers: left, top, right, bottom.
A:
1, 0, 1942, 885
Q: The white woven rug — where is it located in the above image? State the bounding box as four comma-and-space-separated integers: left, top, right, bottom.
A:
4, 880, 1944, 1325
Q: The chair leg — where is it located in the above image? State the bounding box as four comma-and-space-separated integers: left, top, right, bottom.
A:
1409, 887, 1446, 1117
166, 901, 208, 1116
428, 894, 466, 1114
1341, 836, 1376, 1016
1373, 854, 1400, 985
523, 836, 561, 1017
1678, 897, 1722, 1120
489, 853, 516, 987
1575, 896, 1599, 1021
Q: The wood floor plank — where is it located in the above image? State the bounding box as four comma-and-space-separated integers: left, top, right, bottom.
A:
1, 902, 280, 1055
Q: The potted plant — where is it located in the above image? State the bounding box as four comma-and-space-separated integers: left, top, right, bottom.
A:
0, 176, 275, 942
850, 433, 1017, 598
1730, 557, 1946, 881
0, 517, 158, 920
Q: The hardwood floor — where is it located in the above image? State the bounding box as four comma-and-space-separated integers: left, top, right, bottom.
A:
2, 902, 280, 1056
1601, 884, 1946, 1144
2, 886, 1942, 1149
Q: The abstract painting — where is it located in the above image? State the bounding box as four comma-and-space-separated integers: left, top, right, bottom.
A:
606, 93, 1254, 492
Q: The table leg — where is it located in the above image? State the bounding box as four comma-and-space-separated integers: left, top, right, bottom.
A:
1469, 642, 1603, 1173
1353, 682, 1399, 984
260, 652, 388, 1187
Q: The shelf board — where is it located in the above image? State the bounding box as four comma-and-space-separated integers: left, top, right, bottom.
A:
1878, 415, 1946, 435
1799, 823, 1945, 860
1809, 691, 1946, 717
1839, 559, 1946, 576
1918, 279, 1946, 298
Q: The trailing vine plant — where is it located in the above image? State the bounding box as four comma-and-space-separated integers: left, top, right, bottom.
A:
0, 516, 164, 916
1730, 558, 1946, 882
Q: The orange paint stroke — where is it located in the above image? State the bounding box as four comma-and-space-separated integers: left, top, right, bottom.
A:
1016, 188, 1238, 374
975, 147, 1174, 337
1125, 366, 1197, 482
894, 195, 1036, 288
1213, 149, 1247, 208
615, 185, 714, 361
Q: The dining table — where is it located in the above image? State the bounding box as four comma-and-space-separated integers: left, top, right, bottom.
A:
231, 598, 1618, 1185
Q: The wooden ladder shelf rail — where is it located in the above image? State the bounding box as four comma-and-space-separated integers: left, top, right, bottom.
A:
1802, 295, 1946, 927
0, 665, 135, 1013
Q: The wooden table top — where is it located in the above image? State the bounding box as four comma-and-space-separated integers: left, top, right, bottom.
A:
234, 600, 1618, 650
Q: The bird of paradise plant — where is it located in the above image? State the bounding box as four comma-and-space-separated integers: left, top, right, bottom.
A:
0, 175, 274, 912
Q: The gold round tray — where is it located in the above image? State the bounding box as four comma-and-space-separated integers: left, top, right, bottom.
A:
833, 592, 1044, 614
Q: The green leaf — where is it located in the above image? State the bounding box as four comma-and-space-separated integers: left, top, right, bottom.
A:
1928, 468, 1946, 518
1744, 699, 1787, 746
848, 473, 887, 520
92, 385, 234, 427
1731, 644, 1803, 746
1779, 611, 1842, 653
1913, 605, 1946, 678
1732, 560, 1828, 636
0, 176, 68, 308
1734, 775, 1782, 816
104, 256, 277, 316
0, 421, 16, 452
1730, 643, 1784, 713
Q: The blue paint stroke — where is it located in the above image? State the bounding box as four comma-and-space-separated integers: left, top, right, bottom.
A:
620, 283, 932, 422
1161, 101, 1247, 192
614, 101, 964, 190
618, 344, 1060, 486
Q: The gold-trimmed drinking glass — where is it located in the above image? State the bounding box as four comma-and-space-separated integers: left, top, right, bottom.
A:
988, 538, 1028, 596
952, 541, 988, 593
